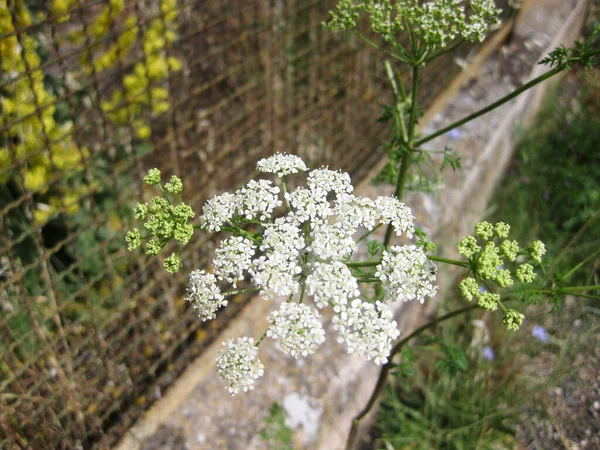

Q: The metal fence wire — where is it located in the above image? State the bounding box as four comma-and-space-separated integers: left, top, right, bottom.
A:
0, 0, 500, 448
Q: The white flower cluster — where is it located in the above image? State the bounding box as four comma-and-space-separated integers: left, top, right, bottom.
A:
199, 181, 281, 231
333, 300, 400, 365
188, 153, 437, 393
213, 236, 255, 287
376, 245, 439, 303
251, 218, 305, 299
256, 152, 308, 176
267, 303, 326, 358
306, 261, 360, 311
375, 196, 415, 238
307, 168, 353, 195
216, 337, 265, 395
186, 270, 227, 321
237, 179, 281, 221
199, 192, 238, 232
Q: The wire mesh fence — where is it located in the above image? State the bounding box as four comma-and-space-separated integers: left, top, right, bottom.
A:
0, 0, 503, 448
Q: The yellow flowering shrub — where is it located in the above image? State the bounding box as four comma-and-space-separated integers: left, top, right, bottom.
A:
0, 0, 181, 223
1, 0, 88, 224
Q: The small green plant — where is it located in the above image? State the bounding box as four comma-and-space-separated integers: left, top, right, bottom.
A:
259, 403, 294, 450
377, 339, 519, 450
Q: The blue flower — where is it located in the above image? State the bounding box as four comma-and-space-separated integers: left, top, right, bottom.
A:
447, 128, 462, 140
532, 325, 549, 342
482, 346, 495, 361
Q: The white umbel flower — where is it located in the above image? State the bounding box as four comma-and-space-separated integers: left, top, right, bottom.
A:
213, 236, 255, 287
186, 270, 227, 321
374, 196, 415, 238
267, 303, 326, 358
237, 179, 281, 222
305, 261, 359, 311
375, 245, 438, 304
308, 222, 356, 261
260, 218, 305, 255
333, 299, 400, 365
257, 152, 308, 177
200, 192, 239, 232
250, 254, 302, 300
333, 194, 378, 232
307, 168, 353, 195
216, 337, 264, 394
286, 187, 331, 225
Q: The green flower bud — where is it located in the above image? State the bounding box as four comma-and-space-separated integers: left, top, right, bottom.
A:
146, 239, 162, 256
457, 235, 481, 259
495, 269, 513, 288
174, 223, 194, 244
494, 221, 510, 239
144, 168, 161, 185
126, 229, 141, 251
528, 240, 546, 263
165, 175, 183, 194
458, 277, 479, 301
516, 263, 536, 283
173, 203, 195, 219
164, 252, 182, 274
475, 221, 494, 240
149, 197, 168, 212
476, 291, 500, 311
477, 242, 502, 280
134, 202, 149, 220
503, 309, 524, 331
500, 239, 519, 262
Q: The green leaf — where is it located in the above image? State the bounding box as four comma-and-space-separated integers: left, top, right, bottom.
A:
435, 343, 469, 377
258, 403, 293, 450
367, 240, 382, 256
377, 104, 395, 123
440, 146, 462, 172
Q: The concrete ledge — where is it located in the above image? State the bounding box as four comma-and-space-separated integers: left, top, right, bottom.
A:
115, 1, 588, 448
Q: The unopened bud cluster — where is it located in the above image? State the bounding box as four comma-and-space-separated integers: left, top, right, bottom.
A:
126, 169, 193, 273
457, 221, 545, 330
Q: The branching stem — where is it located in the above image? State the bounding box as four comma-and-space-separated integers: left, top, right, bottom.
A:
345, 304, 479, 450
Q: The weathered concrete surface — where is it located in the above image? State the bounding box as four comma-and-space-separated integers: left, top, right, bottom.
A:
115, 0, 588, 449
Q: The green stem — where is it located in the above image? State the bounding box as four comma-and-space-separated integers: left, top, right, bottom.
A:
355, 29, 409, 63
299, 282, 306, 304
427, 255, 469, 268
561, 247, 600, 281
383, 64, 420, 248
345, 304, 479, 450
385, 60, 409, 143
222, 287, 261, 297
566, 293, 600, 300
281, 175, 291, 212
357, 278, 379, 283
356, 223, 383, 244
415, 66, 562, 147
383, 150, 411, 247
255, 328, 270, 347
425, 39, 464, 62
408, 65, 420, 141
346, 260, 381, 268
158, 184, 172, 205
560, 285, 600, 292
